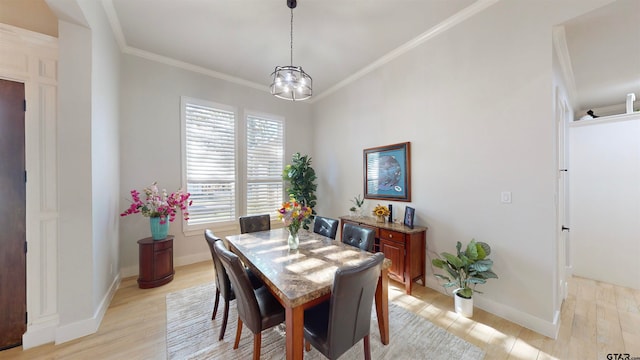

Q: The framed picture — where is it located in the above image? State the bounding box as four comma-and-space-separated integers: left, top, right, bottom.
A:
403, 206, 415, 229
363, 142, 411, 202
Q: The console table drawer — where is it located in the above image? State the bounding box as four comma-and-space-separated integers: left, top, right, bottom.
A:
380, 229, 405, 243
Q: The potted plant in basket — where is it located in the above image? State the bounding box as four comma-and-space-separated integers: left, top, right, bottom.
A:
121, 182, 191, 240
431, 239, 498, 317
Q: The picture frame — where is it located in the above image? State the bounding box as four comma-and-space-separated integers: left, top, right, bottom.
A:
403, 206, 415, 229
363, 142, 411, 202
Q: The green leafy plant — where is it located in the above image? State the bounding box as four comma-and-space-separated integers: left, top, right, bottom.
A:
431, 239, 498, 299
351, 194, 364, 209
282, 153, 317, 230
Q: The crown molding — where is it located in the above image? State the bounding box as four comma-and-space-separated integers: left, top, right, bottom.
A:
101, 0, 268, 93
310, 0, 500, 103
0, 22, 57, 49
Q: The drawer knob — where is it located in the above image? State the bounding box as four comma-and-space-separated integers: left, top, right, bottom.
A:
388, 234, 393, 238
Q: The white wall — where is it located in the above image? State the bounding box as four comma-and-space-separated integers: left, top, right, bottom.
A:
569, 114, 640, 289
118, 55, 313, 275
83, 0, 121, 314
49, 0, 121, 344
56, 18, 94, 332
311, 0, 613, 337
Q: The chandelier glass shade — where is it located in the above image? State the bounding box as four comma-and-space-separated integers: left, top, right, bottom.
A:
271, 65, 312, 101
270, 0, 312, 101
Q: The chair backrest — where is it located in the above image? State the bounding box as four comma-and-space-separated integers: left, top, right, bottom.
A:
238, 214, 271, 234
313, 216, 339, 239
326, 253, 384, 359
213, 240, 263, 334
341, 223, 375, 251
204, 229, 233, 301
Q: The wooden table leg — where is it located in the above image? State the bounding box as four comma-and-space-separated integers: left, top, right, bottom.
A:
375, 267, 390, 345
285, 305, 304, 360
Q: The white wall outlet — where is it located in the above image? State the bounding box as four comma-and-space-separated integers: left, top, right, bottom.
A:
501, 191, 512, 204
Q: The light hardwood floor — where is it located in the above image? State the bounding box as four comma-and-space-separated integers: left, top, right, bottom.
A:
1, 261, 639, 359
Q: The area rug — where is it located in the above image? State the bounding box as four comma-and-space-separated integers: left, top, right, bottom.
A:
166, 283, 485, 359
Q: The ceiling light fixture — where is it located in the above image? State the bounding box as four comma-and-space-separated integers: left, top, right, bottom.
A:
270, 0, 312, 101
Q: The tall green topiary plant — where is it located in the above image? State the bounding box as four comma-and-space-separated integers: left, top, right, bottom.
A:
282, 153, 317, 230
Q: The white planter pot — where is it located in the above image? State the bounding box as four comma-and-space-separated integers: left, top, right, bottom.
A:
454, 290, 474, 317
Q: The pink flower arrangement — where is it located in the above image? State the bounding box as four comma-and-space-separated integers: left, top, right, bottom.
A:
277, 197, 312, 236
121, 182, 192, 224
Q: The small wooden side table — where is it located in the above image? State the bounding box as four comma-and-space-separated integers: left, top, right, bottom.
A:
137, 236, 174, 289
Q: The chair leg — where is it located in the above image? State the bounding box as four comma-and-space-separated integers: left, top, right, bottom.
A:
363, 334, 371, 360
253, 332, 262, 360
219, 298, 231, 341
305, 340, 311, 352
212, 288, 220, 320
233, 317, 243, 349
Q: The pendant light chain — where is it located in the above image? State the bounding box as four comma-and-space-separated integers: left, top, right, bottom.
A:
290, 8, 294, 66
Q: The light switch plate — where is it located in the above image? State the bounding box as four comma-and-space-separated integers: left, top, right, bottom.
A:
501, 191, 512, 204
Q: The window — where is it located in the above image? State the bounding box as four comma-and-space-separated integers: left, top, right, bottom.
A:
181, 97, 284, 232
246, 112, 284, 216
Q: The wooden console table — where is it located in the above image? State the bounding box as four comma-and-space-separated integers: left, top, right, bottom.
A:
137, 236, 174, 289
340, 216, 426, 295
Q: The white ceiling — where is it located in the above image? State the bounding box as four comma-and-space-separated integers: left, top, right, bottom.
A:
562, 0, 640, 112
106, 0, 639, 108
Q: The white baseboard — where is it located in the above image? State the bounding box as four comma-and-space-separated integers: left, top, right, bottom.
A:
423, 278, 559, 338
175, 252, 210, 267
55, 274, 121, 344
22, 314, 59, 349
473, 296, 559, 339
26, 251, 215, 348
120, 251, 211, 279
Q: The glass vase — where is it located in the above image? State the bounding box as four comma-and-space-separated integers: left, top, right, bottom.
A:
150, 216, 170, 240
288, 230, 299, 250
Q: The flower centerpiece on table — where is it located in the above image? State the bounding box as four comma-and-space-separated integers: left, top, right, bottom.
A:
277, 197, 312, 249
121, 182, 192, 224
372, 204, 390, 223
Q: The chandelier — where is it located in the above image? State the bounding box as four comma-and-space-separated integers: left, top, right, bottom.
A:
270, 0, 312, 101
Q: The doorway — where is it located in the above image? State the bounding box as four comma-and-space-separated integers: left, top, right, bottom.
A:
0, 78, 27, 350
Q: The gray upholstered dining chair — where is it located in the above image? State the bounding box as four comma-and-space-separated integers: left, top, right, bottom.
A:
313, 215, 339, 239
303, 253, 384, 360
238, 214, 271, 234
204, 229, 263, 340
341, 223, 375, 252
213, 240, 286, 360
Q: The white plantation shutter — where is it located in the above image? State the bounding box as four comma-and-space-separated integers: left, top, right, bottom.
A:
184, 101, 236, 224
246, 114, 284, 217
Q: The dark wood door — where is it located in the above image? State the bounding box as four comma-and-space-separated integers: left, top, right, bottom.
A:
0, 78, 27, 350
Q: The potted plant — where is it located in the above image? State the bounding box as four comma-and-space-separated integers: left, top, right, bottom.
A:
277, 197, 312, 250
350, 194, 364, 217
282, 153, 317, 230
372, 204, 390, 223
431, 239, 498, 317
121, 182, 192, 240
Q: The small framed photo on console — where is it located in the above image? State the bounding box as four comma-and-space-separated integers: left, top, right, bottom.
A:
403, 206, 415, 229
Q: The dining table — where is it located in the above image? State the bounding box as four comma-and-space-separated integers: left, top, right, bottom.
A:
225, 227, 391, 360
